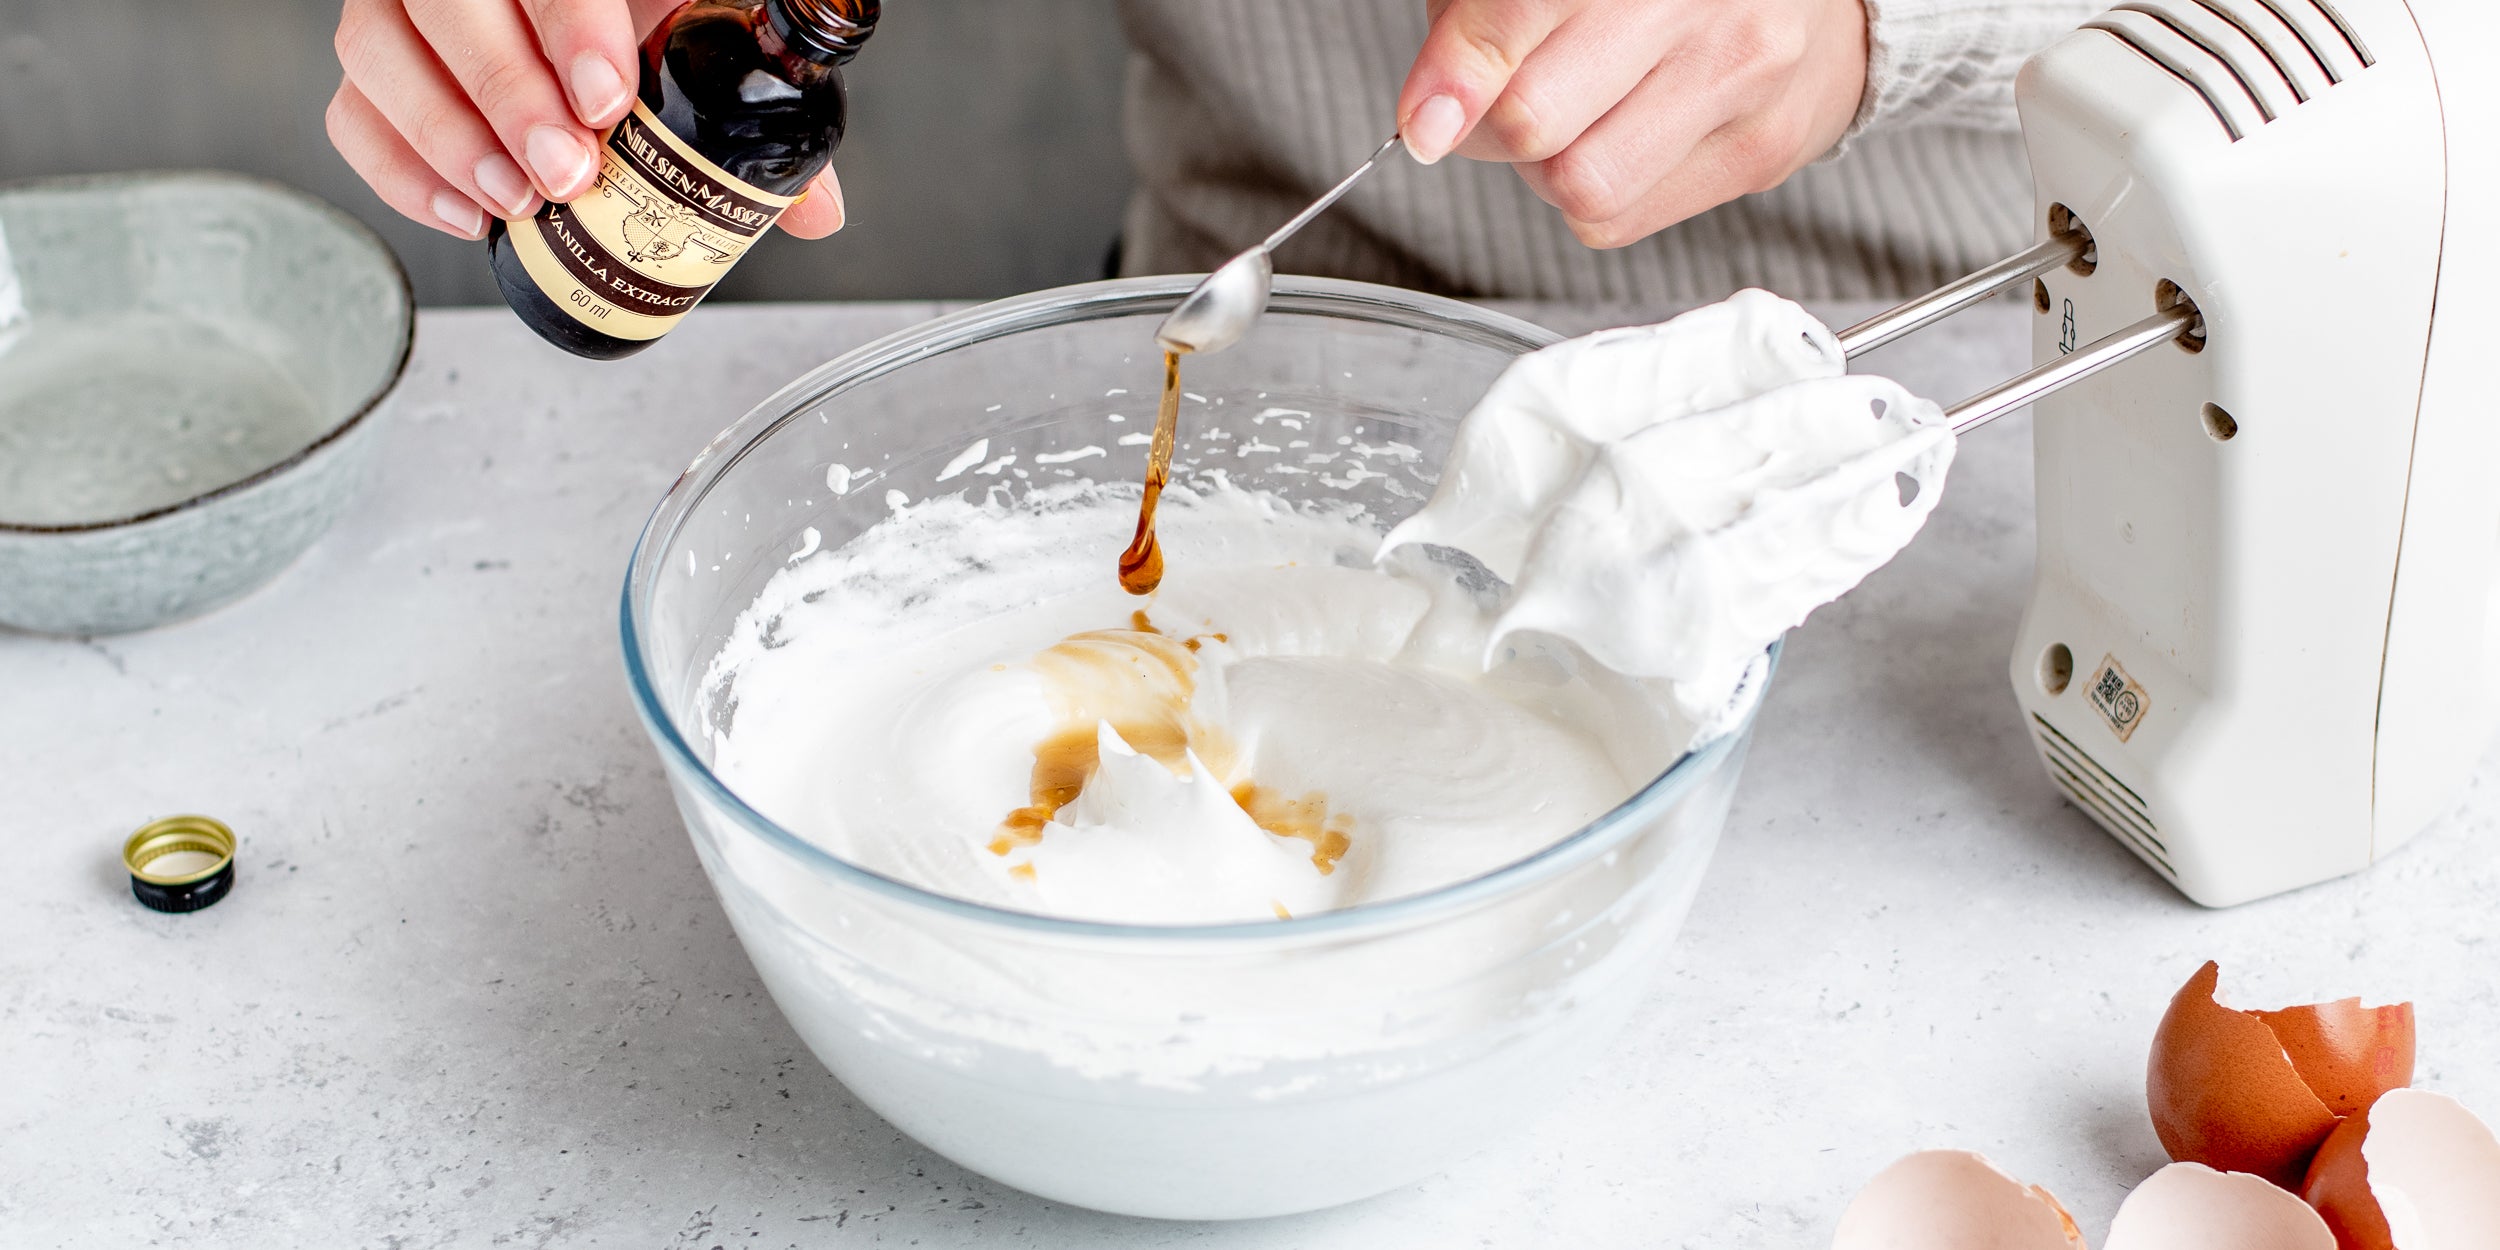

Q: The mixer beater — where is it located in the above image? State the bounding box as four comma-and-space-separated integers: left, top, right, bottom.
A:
1837, 220, 2204, 437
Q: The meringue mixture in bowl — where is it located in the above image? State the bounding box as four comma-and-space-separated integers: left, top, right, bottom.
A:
708, 480, 1673, 924
700, 290, 1953, 926
629, 278, 1967, 1217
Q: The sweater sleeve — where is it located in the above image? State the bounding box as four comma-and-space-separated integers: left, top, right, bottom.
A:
1850, 0, 2107, 135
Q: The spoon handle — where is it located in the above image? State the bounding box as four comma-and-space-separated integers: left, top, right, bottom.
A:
1257, 134, 1404, 254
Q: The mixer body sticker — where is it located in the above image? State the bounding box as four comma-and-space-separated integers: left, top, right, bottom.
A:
503, 101, 796, 341
2086, 653, 2149, 742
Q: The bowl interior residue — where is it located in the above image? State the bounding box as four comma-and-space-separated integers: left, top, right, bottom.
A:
0, 173, 411, 528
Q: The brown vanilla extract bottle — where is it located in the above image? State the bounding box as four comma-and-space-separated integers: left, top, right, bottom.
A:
487, 0, 878, 359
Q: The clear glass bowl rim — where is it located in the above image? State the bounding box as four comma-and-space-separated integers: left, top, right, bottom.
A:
621, 274, 1778, 943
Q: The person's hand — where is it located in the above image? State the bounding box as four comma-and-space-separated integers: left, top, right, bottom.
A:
326, 0, 846, 241
1395, 0, 1869, 248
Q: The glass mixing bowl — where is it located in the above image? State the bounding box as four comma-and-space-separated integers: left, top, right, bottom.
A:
623, 276, 1773, 1219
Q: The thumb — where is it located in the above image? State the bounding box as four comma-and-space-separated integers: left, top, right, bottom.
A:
777, 167, 845, 239
1396, 0, 1565, 163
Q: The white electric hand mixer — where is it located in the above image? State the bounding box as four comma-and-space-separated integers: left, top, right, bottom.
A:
1838, 0, 2495, 905
1159, 0, 2490, 906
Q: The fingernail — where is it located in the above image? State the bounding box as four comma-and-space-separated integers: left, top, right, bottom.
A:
472, 152, 536, 217
1403, 94, 1464, 164
431, 190, 487, 239
568, 52, 629, 125
525, 125, 597, 198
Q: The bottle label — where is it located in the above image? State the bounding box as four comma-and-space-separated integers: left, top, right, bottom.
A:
504, 100, 798, 341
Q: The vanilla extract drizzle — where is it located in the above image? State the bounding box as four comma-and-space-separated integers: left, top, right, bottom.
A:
989, 608, 1347, 877
1117, 349, 1184, 595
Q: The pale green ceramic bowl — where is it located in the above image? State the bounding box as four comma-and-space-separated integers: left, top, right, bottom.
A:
0, 171, 412, 635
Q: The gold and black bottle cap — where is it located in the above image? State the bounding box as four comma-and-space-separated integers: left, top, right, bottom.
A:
123, 815, 237, 914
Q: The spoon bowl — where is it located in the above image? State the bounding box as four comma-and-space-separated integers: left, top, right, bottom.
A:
1151, 133, 1402, 358
1153, 248, 1272, 356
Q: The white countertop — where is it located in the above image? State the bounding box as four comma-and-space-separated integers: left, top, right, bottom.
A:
6, 300, 2495, 1248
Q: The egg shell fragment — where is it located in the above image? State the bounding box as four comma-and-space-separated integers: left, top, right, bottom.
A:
2104, 1162, 2335, 1250
1830, 1150, 2085, 1250
2250, 999, 2415, 1118
2147, 962, 2413, 1189
2303, 1088, 2500, 1250
2302, 1105, 2395, 1250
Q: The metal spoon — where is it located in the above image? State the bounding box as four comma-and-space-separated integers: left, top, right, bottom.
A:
1154, 133, 1404, 356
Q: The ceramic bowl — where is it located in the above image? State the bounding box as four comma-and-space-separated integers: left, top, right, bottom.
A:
0, 171, 412, 635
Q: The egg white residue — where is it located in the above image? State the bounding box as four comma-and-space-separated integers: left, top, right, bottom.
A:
1034, 446, 1106, 464
934, 438, 989, 482
786, 526, 820, 563
705, 482, 1693, 924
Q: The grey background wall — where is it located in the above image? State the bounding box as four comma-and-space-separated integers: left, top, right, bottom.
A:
0, 0, 1136, 306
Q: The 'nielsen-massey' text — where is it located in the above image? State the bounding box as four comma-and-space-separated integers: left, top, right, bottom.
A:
618, 122, 774, 230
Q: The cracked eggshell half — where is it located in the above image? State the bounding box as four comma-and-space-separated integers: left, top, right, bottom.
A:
2301, 1088, 2500, 1250
2103, 1163, 2334, 1250
1830, 1150, 2085, 1250
2147, 962, 2414, 1188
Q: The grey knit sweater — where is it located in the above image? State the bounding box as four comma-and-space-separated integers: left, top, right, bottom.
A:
1115, 0, 2103, 301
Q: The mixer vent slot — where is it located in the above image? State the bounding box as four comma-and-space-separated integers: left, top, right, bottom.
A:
2032, 713, 2173, 879
2086, 0, 2373, 143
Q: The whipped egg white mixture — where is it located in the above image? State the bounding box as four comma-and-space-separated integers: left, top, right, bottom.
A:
704, 292, 1954, 924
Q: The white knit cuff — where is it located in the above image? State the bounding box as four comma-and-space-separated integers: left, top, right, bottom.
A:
1835, 0, 2106, 154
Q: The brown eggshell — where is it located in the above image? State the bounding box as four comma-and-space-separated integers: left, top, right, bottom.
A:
2148, 962, 2341, 1188
2301, 1105, 2394, 1250
2251, 999, 2415, 1117
1830, 1150, 2086, 1250
2104, 1162, 2336, 1250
